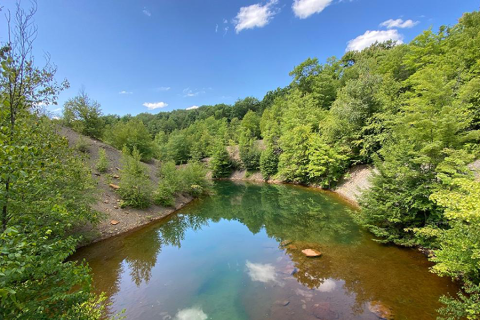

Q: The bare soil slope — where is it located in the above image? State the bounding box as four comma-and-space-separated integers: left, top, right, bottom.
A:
59, 127, 192, 245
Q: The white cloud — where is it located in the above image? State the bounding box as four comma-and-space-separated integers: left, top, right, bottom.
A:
183, 88, 205, 97
156, 86, 171, 91
316, 278, 337, 292
215, 24, 219, 33
119, 90, 133, 95
380, 18, 419, 29
224, 26, 229, 36
52, 107, 62, 112
186, 105, 199, 110
223, 18, 228, 24
292, 0, 332, 19
234, 0, 279, 34
143, 101, 168, 110
346, 29, 403, 51
174, 307, 207, 320
142, 8, 151, 17
246, 261, 277, 283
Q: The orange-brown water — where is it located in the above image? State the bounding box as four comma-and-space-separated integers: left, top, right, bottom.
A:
73, 181, 458, 319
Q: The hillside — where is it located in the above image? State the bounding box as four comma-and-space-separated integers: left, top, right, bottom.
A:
59, 127, 192, 245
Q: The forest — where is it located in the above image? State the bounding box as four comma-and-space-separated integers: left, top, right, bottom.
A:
1, 2, 480, 319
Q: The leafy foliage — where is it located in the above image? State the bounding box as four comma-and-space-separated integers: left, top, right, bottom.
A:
118, 147, 152, 208
63, 90, 104, 139
96, 148, 109, 173
105, 119, 155, 161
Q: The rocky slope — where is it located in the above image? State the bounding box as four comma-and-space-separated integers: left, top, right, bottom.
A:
59, 127, 192, 245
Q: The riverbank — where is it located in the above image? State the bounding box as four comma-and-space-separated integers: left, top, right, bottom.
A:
223, 165, 374, 207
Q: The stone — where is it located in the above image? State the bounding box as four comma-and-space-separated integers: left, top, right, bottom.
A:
368, 301, 394, 320
110, 220, 119, 225
274, 300, 290, 306
115, 167, 120, 171
113, 174, 120, 179
114, 206, 119, 209
109, 183, 120, 190
302, 249, 322, 257
287, 244, 297, 250
94, 173, 101, 176
280, 240, 293, 246
103, 200, 109, 204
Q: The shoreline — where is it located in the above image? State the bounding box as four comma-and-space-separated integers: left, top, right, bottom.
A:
80, 174, 365, 248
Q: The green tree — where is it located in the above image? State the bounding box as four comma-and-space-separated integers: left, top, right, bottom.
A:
118, 147, 152, 208
259, 147, 279, 179
210, 143, 232, 178
63, 90, 105, 139
105, 118, 155, 161
0, 3, 104, 317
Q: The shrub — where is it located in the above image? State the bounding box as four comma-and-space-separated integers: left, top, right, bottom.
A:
154, 161, 210, 205
153, 161, 179, 207
75, 136, 90, 153
96, 148, 109, 173
118, 147, 152, 208
180, 161, 211, 196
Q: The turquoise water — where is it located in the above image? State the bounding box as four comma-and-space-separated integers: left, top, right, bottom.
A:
73, 181, 458, 319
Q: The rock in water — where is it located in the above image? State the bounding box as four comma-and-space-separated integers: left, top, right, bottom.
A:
310, 302, 339, 319
110, 220, 119, 225
280, 240, 293, 246
302, 249, 322, 257
368, 301, 394, 319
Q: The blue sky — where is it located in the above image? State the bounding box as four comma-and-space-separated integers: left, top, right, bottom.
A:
1, 0, 478, 116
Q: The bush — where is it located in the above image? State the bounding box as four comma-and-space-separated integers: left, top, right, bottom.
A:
153, 184, 176, 207
96, 148, 109, 173
260, 147, 279, 179
153, 161, 179, 207
154, 161, 210, 206
118, 147, 152, 208
180, 161, 211, 196
75, 136, 89, 153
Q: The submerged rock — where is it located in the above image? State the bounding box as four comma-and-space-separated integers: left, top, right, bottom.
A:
302, 249, 322, 257
274, 300, 290, 306
280, 240, 293, 246
368, 301, 394, 320
310, 302, 339, 319
287, 244, 298, 250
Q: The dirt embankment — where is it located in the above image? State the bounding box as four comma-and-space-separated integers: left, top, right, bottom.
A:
59, 127, 192, 246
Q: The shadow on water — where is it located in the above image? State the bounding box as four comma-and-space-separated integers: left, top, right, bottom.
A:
73, 180, 458, 320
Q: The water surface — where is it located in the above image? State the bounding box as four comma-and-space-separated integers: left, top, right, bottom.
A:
74, 181, 457, 319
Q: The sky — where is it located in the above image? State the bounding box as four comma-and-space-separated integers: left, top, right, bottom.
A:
0, 0, 479, 116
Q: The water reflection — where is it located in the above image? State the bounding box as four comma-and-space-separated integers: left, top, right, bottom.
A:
174, 307, 208, 320
245, 261, 279, 284
73, 181, 458, 319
